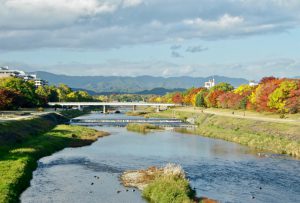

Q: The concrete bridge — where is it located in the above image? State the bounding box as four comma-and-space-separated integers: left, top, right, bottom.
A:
48, 102, 176, 113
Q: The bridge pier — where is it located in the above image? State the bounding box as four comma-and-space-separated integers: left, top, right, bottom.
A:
133, 105, 137, 112
78, 105, 82, 111
103, 105, 106, 114
156, 106, 160, 112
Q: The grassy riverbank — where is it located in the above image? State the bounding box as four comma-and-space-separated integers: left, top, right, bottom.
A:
59, 109, 89, 119
0, 113, 66, 145
126, 123, 162, 134
0, 112, 109, 203
147, 108, 300, 157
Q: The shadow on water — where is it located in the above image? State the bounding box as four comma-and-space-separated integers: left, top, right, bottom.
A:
39, 157, 123, 174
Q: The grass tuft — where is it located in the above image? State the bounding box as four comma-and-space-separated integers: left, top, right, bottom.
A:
126, 123, 162, 134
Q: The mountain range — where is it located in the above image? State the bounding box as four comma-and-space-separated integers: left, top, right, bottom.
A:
35, 71, 249, 94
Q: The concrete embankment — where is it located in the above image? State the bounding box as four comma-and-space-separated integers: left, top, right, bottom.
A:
149, 109, 300, 157
0, 111, 109, 203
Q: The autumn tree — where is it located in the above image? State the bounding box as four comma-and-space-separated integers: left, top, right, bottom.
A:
250, 78, 282, 112
205, 90, 225, 108
234, 84, 256, 96
0, 89, 24, 110
172, 92, 183, 104
286, 86, 300, 113
218, 92, 246, 109
259, 76, 277, 84
268, 80, 298, 112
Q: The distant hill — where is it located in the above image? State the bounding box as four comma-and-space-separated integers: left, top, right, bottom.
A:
71, 88, 99, 96
71, 87, 185, 95
35, 71, 249, 93
136, 87, 186, 95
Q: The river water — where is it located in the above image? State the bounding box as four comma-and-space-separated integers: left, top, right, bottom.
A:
21, 114, 300, 203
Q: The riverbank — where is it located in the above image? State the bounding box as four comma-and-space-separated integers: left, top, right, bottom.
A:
0, 112, 109, 203
146, 108, 300, 157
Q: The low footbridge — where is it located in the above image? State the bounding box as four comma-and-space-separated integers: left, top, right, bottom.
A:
70, 118, 194, 128
48, 102, 176, 112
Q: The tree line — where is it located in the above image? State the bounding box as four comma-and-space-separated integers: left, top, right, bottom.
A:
0, 77, 93, 110
148, 77, 300, 114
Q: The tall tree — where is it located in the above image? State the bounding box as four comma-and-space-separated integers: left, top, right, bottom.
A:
0, 77, 38, 107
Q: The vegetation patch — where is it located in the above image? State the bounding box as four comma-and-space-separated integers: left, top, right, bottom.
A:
0, 124, 109, 203
59, 109, 89, 119
126, 111, 148, 116
126, 123, 162, 134
121, 164, 205, 203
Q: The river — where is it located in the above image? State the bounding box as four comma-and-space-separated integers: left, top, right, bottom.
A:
21, 113, 300, 203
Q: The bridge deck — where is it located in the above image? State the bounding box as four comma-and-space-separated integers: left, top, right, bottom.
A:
48, 102, 176, 107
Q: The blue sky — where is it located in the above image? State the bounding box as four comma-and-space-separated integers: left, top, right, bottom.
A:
0, 0, 299, 79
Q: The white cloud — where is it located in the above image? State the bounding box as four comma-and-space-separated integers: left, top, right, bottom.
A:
122, 0, 143, 8
0, 0, 117, 29
2, 58, 299, 79
0, 0, 299, 50
183, 14, 244, 28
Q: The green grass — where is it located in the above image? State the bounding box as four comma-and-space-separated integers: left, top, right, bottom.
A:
142, 175, 195, 203
149, 108, 300, 157
0, 124, 108, 203
59, 109, 88, 119
0, 113, 66, 145
126, 123, 162, 134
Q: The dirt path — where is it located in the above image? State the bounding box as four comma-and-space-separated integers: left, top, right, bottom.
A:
174, 107, 300, 125
0, 112, 50, 122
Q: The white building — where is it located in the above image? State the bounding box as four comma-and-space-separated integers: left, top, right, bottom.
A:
249, 80, 258, 86
34, 78, 48, 87
204, 78, 215, 89
0, 66, 47, 87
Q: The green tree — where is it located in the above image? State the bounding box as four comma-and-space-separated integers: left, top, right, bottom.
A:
195, 89, 208, 107
57, 84, 72, 102
35, 85, 59, 105
210, 82, 234, 92
0, 77, 38, 107
77, 91, 93, 101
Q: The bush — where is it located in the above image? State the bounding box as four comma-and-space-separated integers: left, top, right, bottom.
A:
126, 123, 161, 133
142, 175, 195, 203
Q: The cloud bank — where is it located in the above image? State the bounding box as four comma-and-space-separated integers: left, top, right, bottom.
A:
0, 0, 300, 50
2, 58, 299, 80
